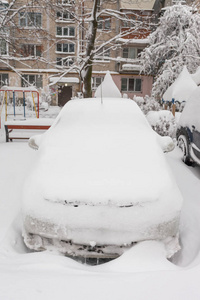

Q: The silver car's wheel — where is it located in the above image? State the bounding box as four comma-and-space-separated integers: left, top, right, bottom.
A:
178, 134, 191, 165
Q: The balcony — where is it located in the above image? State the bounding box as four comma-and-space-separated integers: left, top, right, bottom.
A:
120, 27, 151, 40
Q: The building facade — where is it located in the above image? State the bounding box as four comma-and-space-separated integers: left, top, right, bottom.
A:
0, 0, 165, 106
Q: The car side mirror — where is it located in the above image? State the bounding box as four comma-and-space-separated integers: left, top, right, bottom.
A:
28, 134, 43, 150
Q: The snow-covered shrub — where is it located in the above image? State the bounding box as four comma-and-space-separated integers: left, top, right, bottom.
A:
133, 96, 176, 137
26, 94, 47, 111
26, 95, 35, 110
146, 110, 177, 138
41, 86, 51, 106
133, 95, 161, 115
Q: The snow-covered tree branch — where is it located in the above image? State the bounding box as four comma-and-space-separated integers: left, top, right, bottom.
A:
140, 3, 200, 100
0, 0, 155, 97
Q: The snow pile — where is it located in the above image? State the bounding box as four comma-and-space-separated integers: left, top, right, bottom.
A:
178, 86, 200, 132
95, 71, 121, 98
97, 241, 177, 272
163, 66, 197, 103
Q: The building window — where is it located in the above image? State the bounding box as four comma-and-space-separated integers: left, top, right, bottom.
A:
123, 48, 136, 59
56, 57, 74, 66
56, 26, 75, 36
121, 78, 142, 92
0, 73, 8, 87
97, 17, 111, 30
21, 44, 42, 57
21, 74, 43, 88
95, 47, 110, 61
19, 12, 42, 27
57, 0, 74, 5
92, 77, 103, 90
122, 15, 136, 28
56, 11, 74, 21
0, 39, 8, 55
56, 43, 75, 53
122, 47, 143, 59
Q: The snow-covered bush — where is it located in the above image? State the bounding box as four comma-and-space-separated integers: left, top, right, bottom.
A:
26, 93, 48, 111
41, 86, 51, 106
133, 95, 161, 115
134, 96, 177, 137
146, 110, 177, 138
26, 95, 35, 110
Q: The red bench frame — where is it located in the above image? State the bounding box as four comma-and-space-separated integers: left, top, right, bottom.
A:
5, 124, 51, 142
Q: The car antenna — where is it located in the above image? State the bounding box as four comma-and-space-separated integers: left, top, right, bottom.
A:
101, 80, 103, 105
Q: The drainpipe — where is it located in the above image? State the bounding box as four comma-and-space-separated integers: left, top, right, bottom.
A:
115, 0, 120, 72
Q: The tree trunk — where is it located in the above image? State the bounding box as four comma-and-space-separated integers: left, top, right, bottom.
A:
82, 0, 98, 98
83, 64, 93, 98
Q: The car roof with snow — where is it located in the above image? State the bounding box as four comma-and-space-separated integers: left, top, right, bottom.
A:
178, 86, 200, 131
29, 97, 180, 208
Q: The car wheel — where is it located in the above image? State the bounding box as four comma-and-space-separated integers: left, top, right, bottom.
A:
177, 134, 192, 165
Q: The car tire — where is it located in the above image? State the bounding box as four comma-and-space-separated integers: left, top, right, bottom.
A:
177, 134, 192, 166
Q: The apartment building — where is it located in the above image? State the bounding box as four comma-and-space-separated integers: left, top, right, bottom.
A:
0, 0, 164, 106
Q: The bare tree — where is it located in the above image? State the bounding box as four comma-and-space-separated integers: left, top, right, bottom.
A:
0, 0, 155, 97
80, 0, 98, 98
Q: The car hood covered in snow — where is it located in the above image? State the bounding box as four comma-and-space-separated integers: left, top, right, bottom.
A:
25, 98, 182, 209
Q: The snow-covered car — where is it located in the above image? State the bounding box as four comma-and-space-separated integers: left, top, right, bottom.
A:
22, 98, 182, 259
177, 87, 200, 166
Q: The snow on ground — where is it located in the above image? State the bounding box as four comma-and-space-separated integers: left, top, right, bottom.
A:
1, 121, 200, 299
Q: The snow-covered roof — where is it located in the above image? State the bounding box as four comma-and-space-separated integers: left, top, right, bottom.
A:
117, 38, 149, 45
0, 0, 8, 4
92, 71, 119, 75
0, 86, 38, 92
49, 77, 79, 85
94, 71, 121, 98
16, 69, 79, 74
163, 66, 197, 103
122, 64, 141, 71
120, 0, 156, 11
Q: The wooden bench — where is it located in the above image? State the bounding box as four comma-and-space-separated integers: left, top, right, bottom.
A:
4, 120, 53, 142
